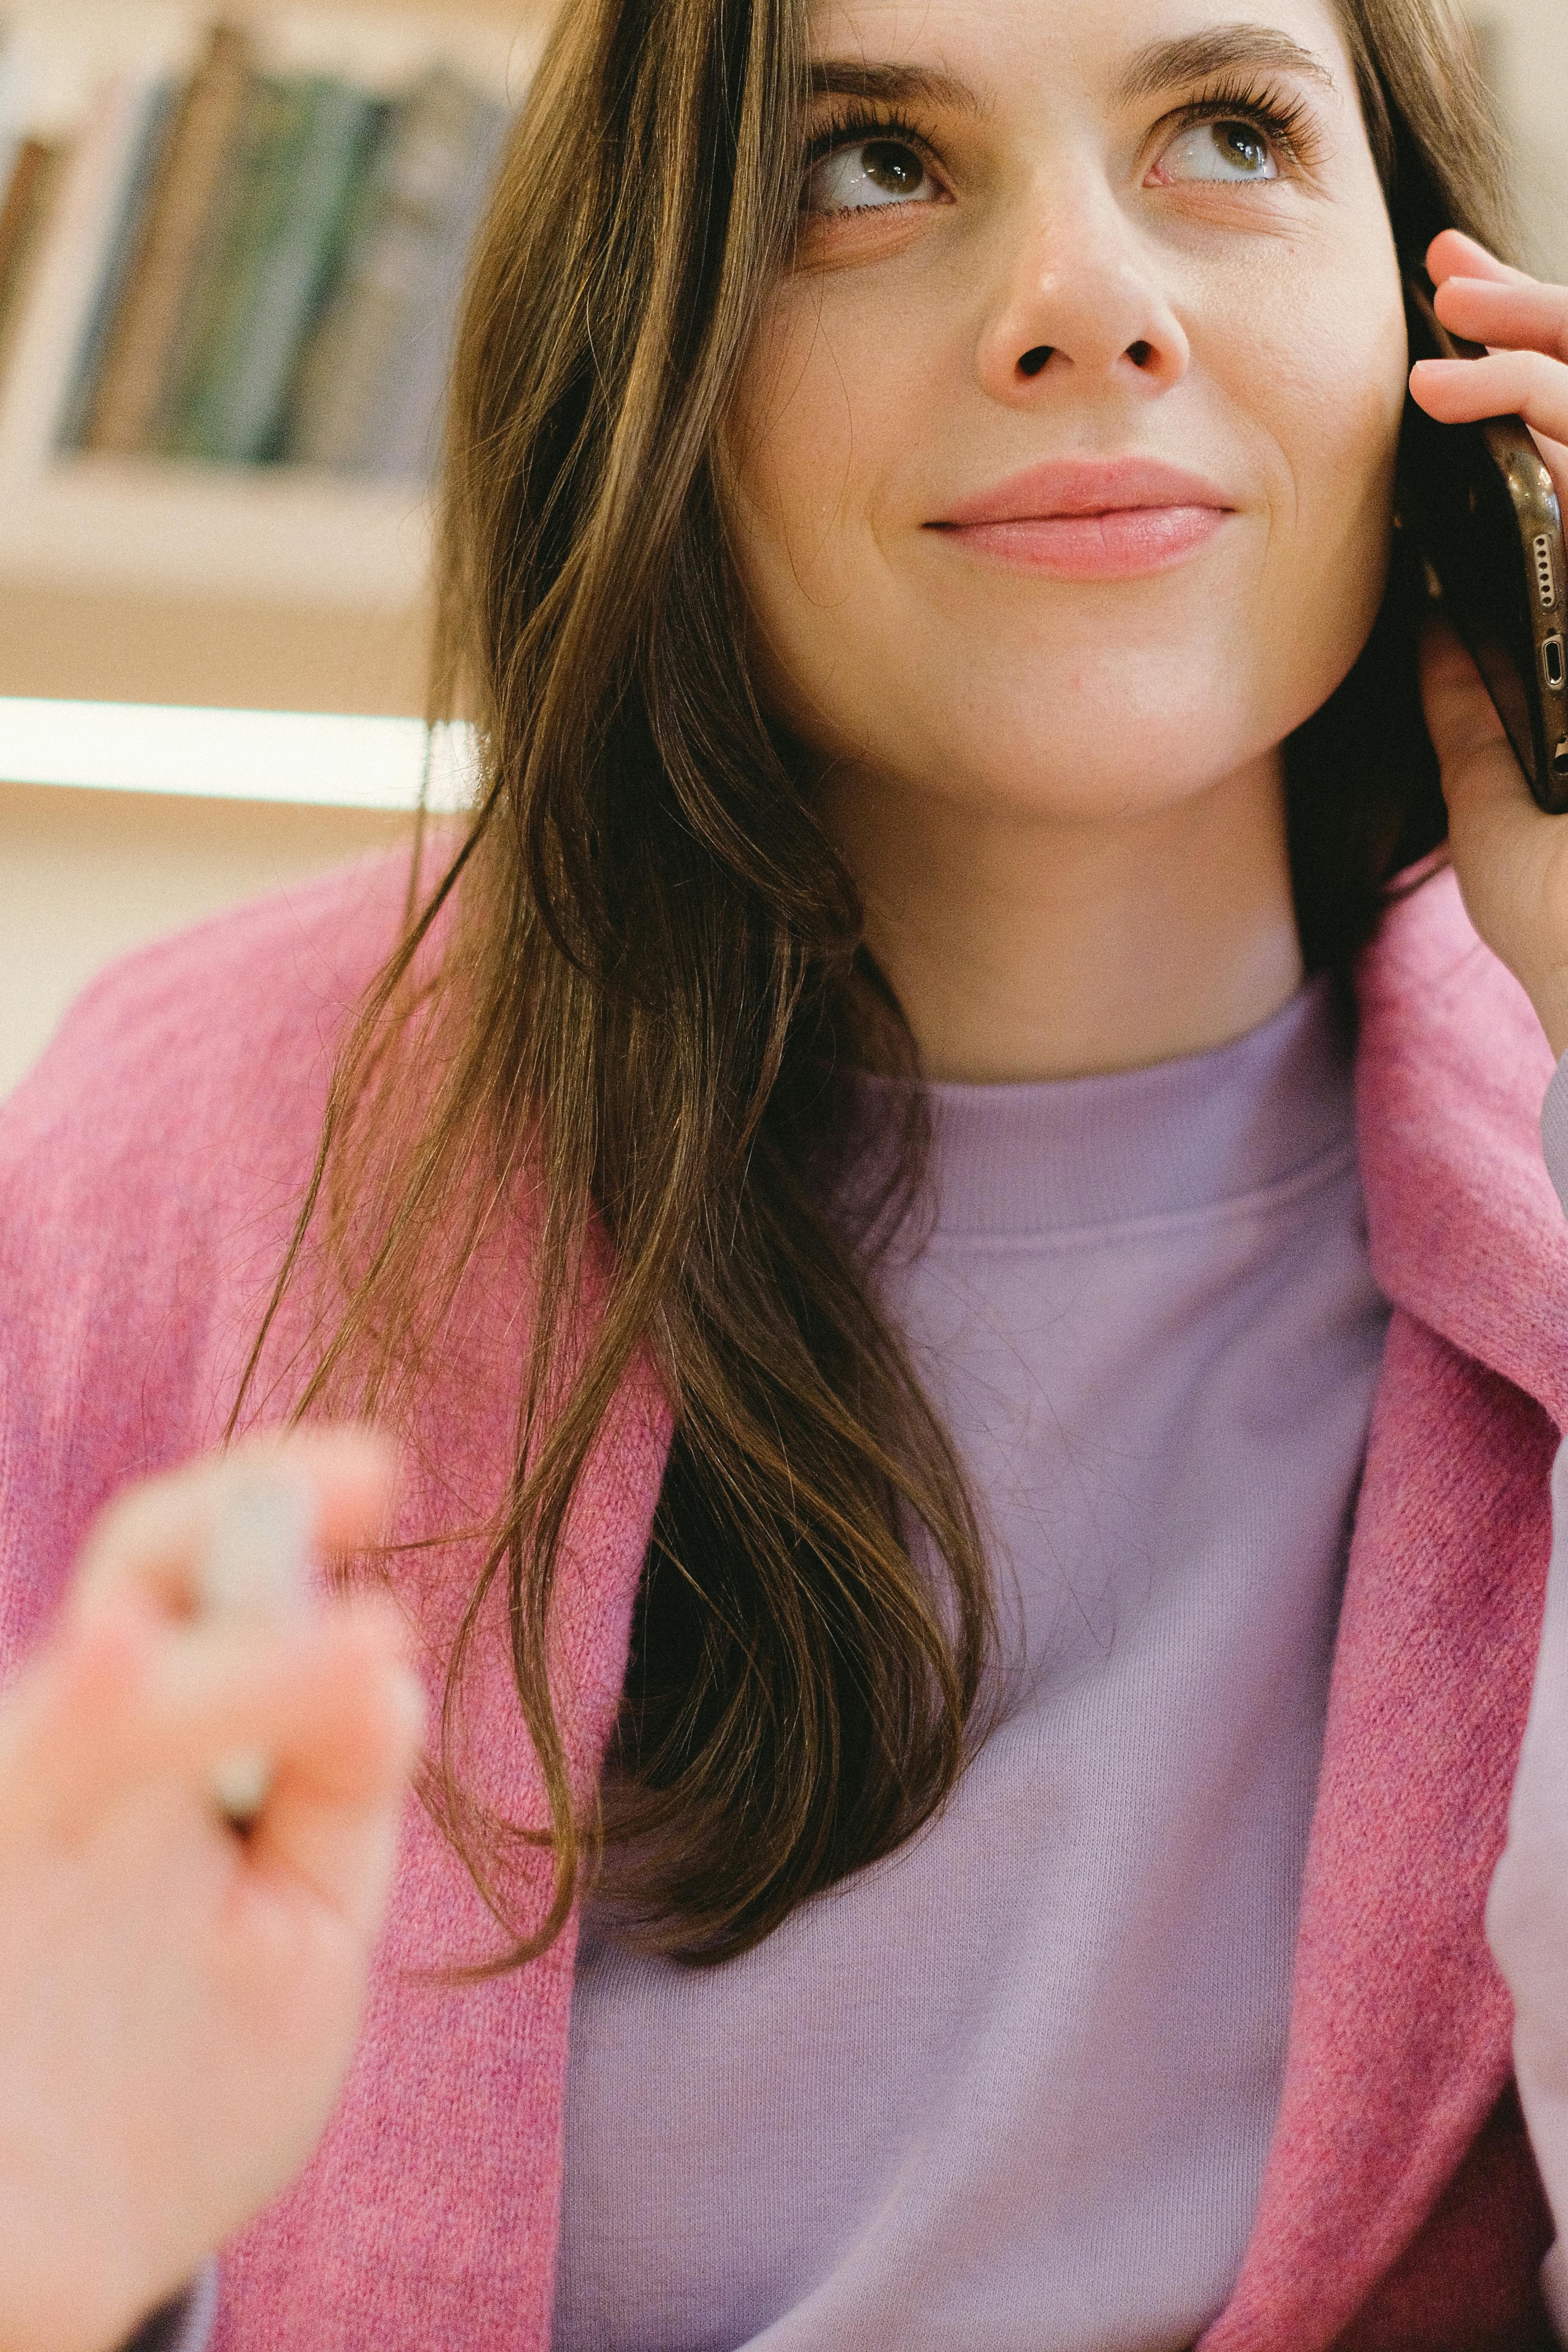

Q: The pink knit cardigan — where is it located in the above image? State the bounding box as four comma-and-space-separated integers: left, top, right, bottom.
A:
0, 852, 1564, 2351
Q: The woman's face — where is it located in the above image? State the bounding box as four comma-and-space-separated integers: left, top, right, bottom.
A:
726, 0, 1409, 824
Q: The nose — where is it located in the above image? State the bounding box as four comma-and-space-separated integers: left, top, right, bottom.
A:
974, 176, 1190, 405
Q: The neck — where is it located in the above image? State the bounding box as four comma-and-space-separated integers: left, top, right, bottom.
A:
821, 753, 1305, 1084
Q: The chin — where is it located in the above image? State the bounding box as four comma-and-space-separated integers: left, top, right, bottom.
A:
871, 681, 1280, 818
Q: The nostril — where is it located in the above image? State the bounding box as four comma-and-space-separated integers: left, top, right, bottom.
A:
1018, 346, 1053, 379
1127, 340, 1154, 369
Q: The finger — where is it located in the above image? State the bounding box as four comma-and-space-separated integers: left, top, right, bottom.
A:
1426, 228, 1531, 291
1420, 621, 1552, 879
245, 1614, 426, 1940
1408, 346, 1568, 452
1432, 274, 1568, 368
72, 1430, 398, 1623
13, 1598, 422, 1853
0, 1603, 155, 1847
1421, 614, 1506, 765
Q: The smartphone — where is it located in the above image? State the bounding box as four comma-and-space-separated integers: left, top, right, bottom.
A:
1399, 270, 1568, 814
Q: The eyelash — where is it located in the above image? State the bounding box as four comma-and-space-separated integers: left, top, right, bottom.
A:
805, 103, 942, 180
803, 75, 1324, 201
1162, 74, 1324, 173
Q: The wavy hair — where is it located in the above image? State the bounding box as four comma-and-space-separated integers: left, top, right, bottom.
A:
239, 0, 1517, 1965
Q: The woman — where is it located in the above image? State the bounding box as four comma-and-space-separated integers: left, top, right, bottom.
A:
5, 0, 1568, 2339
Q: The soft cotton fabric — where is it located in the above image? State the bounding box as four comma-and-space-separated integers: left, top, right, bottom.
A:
0, 852, 1562, 2351
556, 980, 1390, 2350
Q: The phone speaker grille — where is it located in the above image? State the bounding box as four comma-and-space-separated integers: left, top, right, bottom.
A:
1535, 534, 1557, 610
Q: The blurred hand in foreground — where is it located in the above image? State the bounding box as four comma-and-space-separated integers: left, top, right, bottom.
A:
0, 1432, 423, 2352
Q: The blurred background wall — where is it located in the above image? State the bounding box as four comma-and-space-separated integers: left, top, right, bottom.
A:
0, 0, 1565, 1098
0, 0, 528, 1090
1480, 0, 1568, 281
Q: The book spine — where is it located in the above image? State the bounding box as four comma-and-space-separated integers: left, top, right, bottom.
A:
56, 76, 178, 452
168, 77, 379, 466
0, 139, 60, 361
285, 71, 496, 475
0, 72, 165, 480
83, 22, 256, 457
368, 95, 510, 480
157, 76, 300, 460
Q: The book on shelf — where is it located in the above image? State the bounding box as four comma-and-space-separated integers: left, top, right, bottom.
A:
55, 74, 180, 452
0, 66, 175, 481
157, 71, 384, 464
286, 67, 511, 478
82, 23, 255, 457
0, 134, 60, 367
0, 11, 521, 487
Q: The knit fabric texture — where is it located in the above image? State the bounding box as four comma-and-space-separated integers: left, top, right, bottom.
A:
0, 855, 1562, 2351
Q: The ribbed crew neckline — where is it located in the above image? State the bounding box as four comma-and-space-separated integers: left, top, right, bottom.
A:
854, 976, 1355, 1241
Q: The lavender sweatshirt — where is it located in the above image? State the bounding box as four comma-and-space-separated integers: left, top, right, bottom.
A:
553, 977, 1389, 2350
133, 976, 1568, 2352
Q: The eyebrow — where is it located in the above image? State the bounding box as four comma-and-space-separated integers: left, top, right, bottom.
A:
807, 60, 988, 116
1112, 26, 1337, 104
805, 23, 1336, 125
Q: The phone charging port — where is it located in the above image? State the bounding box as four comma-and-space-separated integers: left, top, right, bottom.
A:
1555, 737, 1568, 779
1545, 635, 1567, 695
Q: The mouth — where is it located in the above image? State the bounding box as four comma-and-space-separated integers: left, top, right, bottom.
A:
927, 455, 1237, 581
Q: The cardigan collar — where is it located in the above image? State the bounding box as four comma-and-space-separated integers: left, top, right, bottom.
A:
1353, 864, 1568, 1424
1202, 868, 1566, 2348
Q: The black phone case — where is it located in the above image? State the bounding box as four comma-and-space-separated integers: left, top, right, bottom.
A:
1399, 273, 1568, 814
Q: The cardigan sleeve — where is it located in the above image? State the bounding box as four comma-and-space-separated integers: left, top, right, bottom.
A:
1521, 1051, 1568, 2344
0, 863, 406, 2352
0, 852, 408, 1686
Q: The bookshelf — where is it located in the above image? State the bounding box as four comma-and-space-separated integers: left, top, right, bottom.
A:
0, 3, 537, 1091
0, 0, 542, 712
0, 772, 411, 1096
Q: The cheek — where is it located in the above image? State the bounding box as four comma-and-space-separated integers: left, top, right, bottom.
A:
727, 287, 897, 615
1250, 258, 1409, 573
1201, 238, 1408, 749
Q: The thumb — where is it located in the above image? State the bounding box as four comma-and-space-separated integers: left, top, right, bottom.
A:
1418, 615, 1535, 833
1417, 612, 1568, 1059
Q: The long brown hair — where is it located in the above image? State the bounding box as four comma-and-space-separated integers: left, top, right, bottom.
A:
240, 0, 1517, 1966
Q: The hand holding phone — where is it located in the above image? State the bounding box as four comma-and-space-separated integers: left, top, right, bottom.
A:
1412, 231, 1568, 1060
1402, 262, 1568, 813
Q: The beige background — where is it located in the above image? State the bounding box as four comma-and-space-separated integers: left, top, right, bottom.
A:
0, 0, 1565, 1100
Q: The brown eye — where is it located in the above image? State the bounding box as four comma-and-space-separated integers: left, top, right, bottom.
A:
1214, 122, 1271, 174
804, 136, 941, 215
862, 140, 925, 195
1151, 116, 1282, 185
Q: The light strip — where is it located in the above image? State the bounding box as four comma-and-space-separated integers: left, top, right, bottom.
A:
0, 697, 477, 814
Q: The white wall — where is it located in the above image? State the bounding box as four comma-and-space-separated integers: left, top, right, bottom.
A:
0, 782, 406, 1097
1479, 0, 1568, 273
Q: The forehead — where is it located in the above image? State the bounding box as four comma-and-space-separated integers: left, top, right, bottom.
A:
803, 0, 1356, 98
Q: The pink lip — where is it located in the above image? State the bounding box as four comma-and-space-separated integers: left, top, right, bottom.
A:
929, 456, 1236, 580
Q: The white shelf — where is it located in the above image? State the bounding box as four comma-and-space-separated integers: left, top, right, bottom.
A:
0, 454, 433, 609
0, 696, 475, 810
